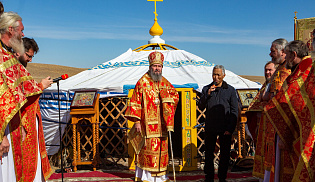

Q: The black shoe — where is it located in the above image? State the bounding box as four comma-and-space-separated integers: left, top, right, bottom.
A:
204, 176, 214, 182
204, 179, 214, 182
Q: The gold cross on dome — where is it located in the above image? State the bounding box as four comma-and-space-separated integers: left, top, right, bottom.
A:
148, 0, 163, 21
294, 11, 298, 19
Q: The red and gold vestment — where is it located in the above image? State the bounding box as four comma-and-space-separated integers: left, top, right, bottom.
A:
265, 56, 315, 182
246, 82, 268, 145
126, 72, 179, 176
0, 43, 42, 182
21, 93, 53, 181
247, 61, 291, 180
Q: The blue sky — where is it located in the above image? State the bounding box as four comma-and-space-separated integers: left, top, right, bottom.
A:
2, 0, 314, 76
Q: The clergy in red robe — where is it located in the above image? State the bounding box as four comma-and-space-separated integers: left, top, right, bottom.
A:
265, 40, 315, 182
0, 12, 42, 182
17, 37, 53, 182
247, 38, 292, 181
126, 51, 179, 182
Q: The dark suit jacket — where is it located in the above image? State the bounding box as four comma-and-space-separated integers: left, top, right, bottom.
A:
199, 81, 238, 133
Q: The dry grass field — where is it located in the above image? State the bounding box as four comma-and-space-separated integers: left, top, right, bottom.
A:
239, 75, 265, 84
27, 63, 87, 82
28, 63, 264, 84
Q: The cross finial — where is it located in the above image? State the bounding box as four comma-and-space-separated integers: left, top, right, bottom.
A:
147, 0, 163, 21
294, 11, 298, 19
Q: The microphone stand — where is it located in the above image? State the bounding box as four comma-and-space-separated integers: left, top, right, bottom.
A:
57, 81, 64, 181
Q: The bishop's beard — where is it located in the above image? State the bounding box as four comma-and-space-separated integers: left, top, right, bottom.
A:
9, 34, 25, 55
148, 68, 162, 82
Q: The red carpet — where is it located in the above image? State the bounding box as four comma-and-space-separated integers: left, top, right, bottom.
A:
49, 171, 134, 181
48, 170, 259, 182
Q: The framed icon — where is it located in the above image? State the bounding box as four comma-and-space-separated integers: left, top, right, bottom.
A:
236, 89, 259, 108
70, 90, 97, 108
295, 17, 315, 59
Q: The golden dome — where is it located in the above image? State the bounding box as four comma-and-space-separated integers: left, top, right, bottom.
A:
149, 20, 163, 36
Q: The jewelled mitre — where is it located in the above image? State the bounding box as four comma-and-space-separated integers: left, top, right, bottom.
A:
148, 51, 164, 66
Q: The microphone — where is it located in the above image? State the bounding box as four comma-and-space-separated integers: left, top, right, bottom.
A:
53, 74, 69, 83
212, 81, 217, 87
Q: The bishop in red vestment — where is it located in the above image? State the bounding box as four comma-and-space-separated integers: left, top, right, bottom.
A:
126, 51, 179, 182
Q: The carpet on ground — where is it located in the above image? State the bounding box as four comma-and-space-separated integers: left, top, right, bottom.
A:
48, 170, 259, 182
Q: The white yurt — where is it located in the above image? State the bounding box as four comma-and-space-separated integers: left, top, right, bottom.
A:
41, 47, 261, 153
40, 4, 261, 171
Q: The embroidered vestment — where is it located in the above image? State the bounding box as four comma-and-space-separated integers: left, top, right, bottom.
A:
0, 43, 42, 182
247, 61, 291, 180
265, 56, 315, 182
21, 94, 53, 181
126, 73, 179, 175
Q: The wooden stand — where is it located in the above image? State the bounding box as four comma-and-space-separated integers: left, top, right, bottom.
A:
238, 108, 247, 158
70, 94, 100, 172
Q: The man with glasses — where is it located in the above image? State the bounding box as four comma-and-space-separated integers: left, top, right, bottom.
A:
15, 37, 53, 181
17, 37, 37, 67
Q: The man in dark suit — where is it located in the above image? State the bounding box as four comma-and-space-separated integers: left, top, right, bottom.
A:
199, 65, 238, 182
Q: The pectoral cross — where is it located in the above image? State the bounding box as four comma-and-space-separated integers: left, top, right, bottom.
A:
147, 0, 163, 21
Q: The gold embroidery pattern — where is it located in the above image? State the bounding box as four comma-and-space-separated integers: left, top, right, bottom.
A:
0, 57, 19, 72
0, 100, 26, 142
270, 97, 297, 141
295, 71, 315, 181
284, 89, 300, 139
126, 72, 178, 175
0, 80, 8, 97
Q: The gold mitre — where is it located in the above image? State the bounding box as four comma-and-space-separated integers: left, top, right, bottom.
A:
148, 51, 164, 66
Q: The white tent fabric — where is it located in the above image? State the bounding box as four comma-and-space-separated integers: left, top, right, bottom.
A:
41, 49, 261, 155
46, 49, 261, 94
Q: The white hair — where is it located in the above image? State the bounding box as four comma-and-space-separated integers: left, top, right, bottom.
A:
272, 38, 288, 54
0, 12, 22, 35
213, 65, 225, 75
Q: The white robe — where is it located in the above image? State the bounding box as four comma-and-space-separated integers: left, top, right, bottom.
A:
0, 117, 45, 182
259, 135, 281, 182
1, 126, 17, 182
34, 116, 45, 182
0, 162, 2, 182
135, 166, 169, 182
